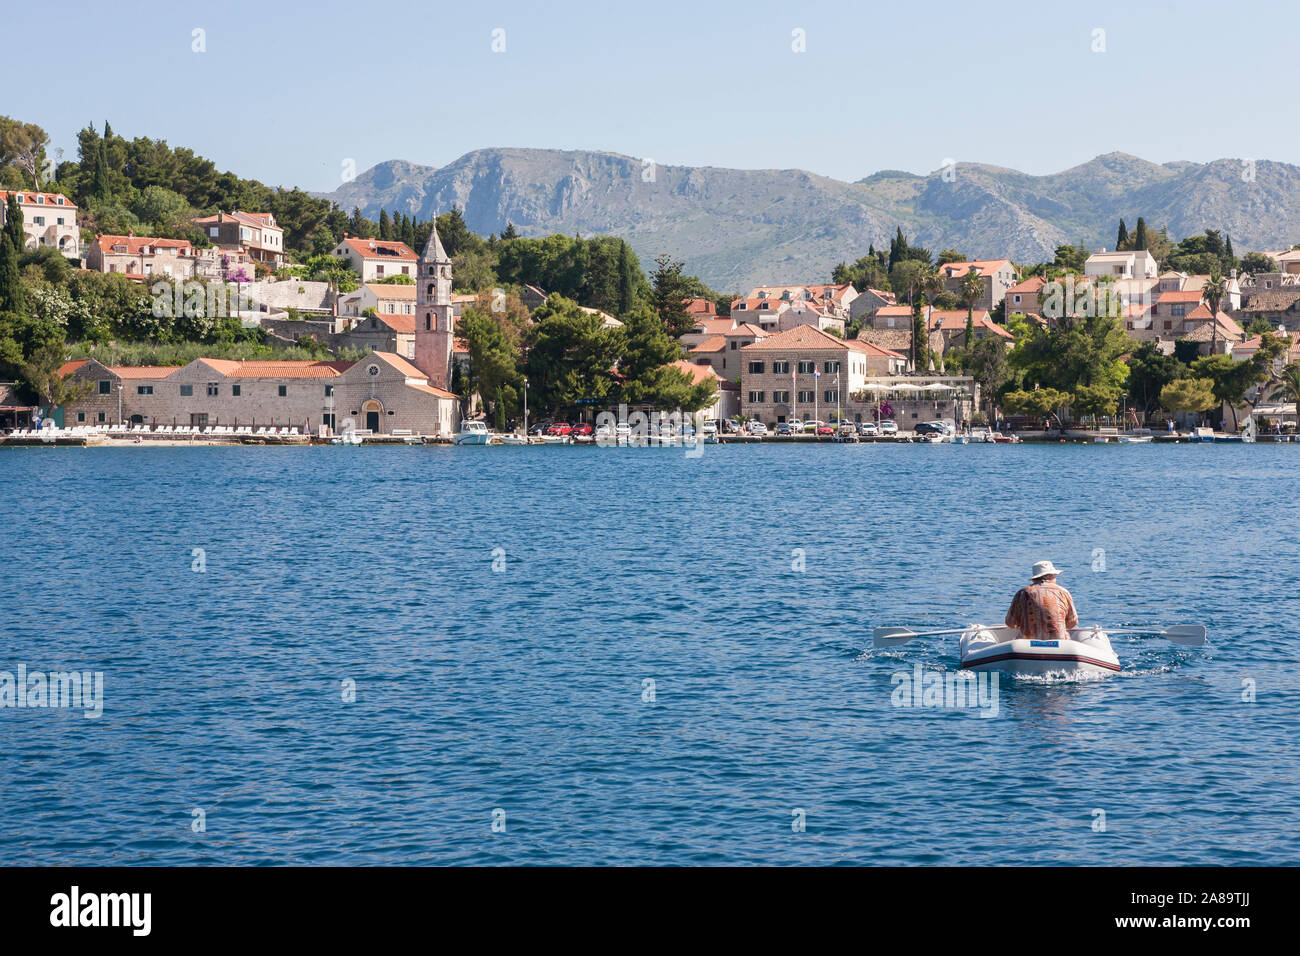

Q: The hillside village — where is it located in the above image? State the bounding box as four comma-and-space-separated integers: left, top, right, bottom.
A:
2, 172, 1300, 439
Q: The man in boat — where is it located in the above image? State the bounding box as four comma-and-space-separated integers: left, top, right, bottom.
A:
1005, 561, 1078, 640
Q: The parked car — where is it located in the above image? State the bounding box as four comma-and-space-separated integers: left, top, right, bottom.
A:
546, 421, 573, 436
569, 422, 594, 437
528, 420, 553, 436
776, 422, 795, 435
804, 420, 824, 433
857, 421, 879, 437
914, 421, 945, 435
701, 420, 718, 435
787, 419, 804, 432
746, 420, 768, 435
816, 423, 835, 436
879, 420, 898, 435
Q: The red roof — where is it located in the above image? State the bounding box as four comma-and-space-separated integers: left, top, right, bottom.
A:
0, 190, 77, 209
939, 259, 1012, 278
670, 359, 722, 386
339, 237, 417, 261
95, 234, 194, 256
741, 323, 903, 357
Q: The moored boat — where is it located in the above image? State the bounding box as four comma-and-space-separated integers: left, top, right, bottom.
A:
454, 420, 492, 445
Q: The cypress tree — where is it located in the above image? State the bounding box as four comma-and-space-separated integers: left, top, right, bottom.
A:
0, 197, 26, 316
617, 240, 635, 315
1133, 217, 1148, 251
1116, 219, 1129, 250
91, 140, 111, 200
378, 209, 391, 240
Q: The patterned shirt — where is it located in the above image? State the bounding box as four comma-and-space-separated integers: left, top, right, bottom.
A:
1005, 582, 1078, 640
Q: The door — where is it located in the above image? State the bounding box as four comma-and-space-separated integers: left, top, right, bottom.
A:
366, 411, 380, 432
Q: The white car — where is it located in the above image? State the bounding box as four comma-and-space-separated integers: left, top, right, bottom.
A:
858, 422, 879, 436
746, 420, 768, 435
701, 420, 718, 435
803, 420, 825, 434
787, 419, 804, 432
879, 420, 898, 435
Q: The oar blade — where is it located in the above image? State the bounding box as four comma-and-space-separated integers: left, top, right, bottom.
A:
872, 626, 916, 647
1163, 624, 1207, 646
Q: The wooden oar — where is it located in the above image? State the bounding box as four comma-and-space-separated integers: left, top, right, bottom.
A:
872, 626, 977, 647
1099, 624, 1207, 646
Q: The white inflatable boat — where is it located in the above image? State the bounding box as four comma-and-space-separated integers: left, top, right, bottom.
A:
959, 626, 1120, 676
873, 623, 1205, 678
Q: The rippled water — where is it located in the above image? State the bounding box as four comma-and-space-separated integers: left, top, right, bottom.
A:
1, 442, 1297, 865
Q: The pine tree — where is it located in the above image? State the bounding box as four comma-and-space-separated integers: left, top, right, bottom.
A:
1134, 217, 1148, 251
1116, 219, 1129, 250
502, 221, 518, 241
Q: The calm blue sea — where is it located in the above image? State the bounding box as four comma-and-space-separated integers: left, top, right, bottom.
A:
1, 442, 1297, 865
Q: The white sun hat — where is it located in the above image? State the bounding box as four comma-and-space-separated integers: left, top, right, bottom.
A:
1030, 560, 1063, 580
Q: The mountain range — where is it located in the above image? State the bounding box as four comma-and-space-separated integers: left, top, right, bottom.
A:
317, 148, 1300, 291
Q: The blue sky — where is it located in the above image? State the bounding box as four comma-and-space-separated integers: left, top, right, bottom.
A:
9, 0, 1291, 192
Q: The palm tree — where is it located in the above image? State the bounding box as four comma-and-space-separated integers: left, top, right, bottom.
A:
1269, 363, 1300, 432
1202, 273, 1228, 353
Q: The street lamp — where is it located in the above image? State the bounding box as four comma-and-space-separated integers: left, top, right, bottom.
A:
117, 383, 123, 426
523, 377, 528, 438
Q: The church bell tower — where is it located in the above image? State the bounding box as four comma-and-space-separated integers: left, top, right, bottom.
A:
414, 223, 455, 390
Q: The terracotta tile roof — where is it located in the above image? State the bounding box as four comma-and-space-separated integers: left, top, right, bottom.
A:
726, 323, 769, 337
688, 335, 727, 353
368, 314, 415, 333
740, 323, 901, 355
58, 360, 89, 377
109, 365, 182, 379
670, 359, 722, 386
1157, 289, 1204, 304
191, 358, 350, 379
453, 337, 469, 354
339, 237, 417, 261
95, 234, 194, 256
371, 351, 430, 380
684, 297, 716, 314
1007, 276, 1045, 295
0, 190, 77, 209
730, 297, 787, 312
408, 382, 459, 399
1241, 290, 1300, 312
938, 259, 1012, 278
192, 211, 278, 230
692, 317, 737, 335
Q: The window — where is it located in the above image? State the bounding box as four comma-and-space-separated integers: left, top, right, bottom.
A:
77, 412, 85, 422
180, 385, 193, 396
797, 360, 815, 374
747, 391, 765, 403
1013, 295, 1021, 304
98, 380, 111, 394
772, 361, 790, 374
278, 385, 287, 397
97, 412, 105, 423
824, 390, 838, 403
33, 216, 44, 226
773, 390, 790, 403
137, 385, 153, 395
729, 341, 738, 350
210, 226, 219, 237
232, 384, 241, 396
207, 384, 219, 397
824, 361, 840, 373
798, 390, 814, 404
324, 385, 334, 397
747, 361, 765, 374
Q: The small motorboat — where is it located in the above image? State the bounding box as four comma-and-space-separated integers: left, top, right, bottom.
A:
959, 626, 1119, 676
1116, 435, 1153, 443
454, 420, 491, 445
873, 623, 1205, 679
499, 433, 528, 445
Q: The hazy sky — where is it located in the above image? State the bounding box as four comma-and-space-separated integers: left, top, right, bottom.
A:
9, 0, 1290, 192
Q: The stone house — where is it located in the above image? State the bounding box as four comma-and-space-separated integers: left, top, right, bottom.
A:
0, 190, 79, 258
